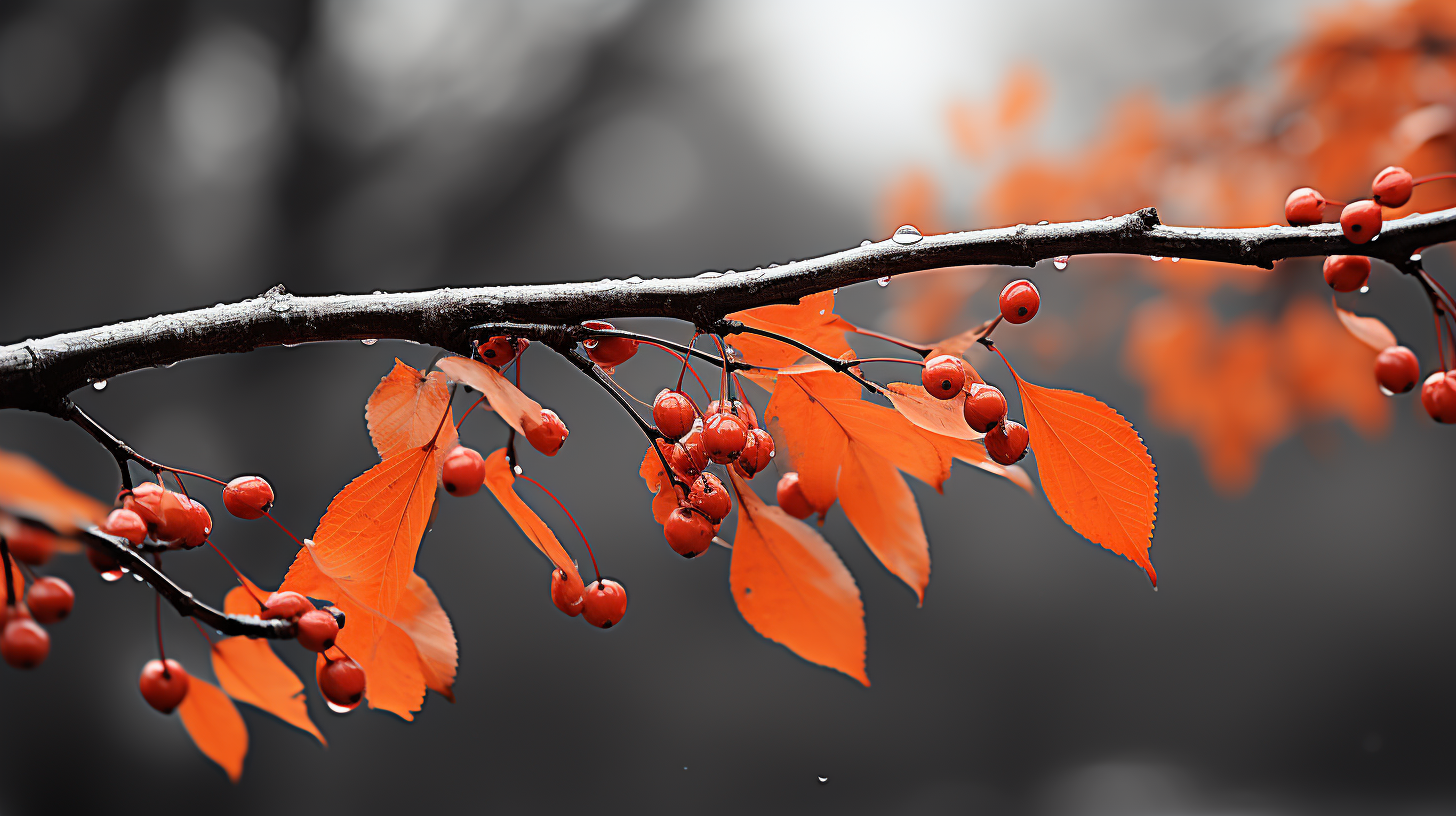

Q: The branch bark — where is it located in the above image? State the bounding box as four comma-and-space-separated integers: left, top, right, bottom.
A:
4, 206, 1454, 412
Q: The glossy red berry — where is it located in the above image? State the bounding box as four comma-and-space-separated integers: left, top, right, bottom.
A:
101, 508, 148, 545
261, 590, 314, 620
1371, 166, 1413, 208
664, 507, 714, 558
688, 473, 731, 523
317, 656, 367, 710
154, 491, 211, 549
1421, 371, 1456, 423
921, 355, 966, 400
1284, 187, 1327, 226
999, 279, 1041, 324
581, 321, 639, 369
526, 409, 569, 456
1, 617, 50, 669
1374, 346, 1420, 394
734, 428, 775, 478
1322, 255, 1371, 293
653, 389, 699, 440
985, 420, 1031, 465
1340, 200, 1382, 244
25, 577, 73, 625
4, 525, 55, 565
707, 399, 758, 431
582, 579, 627, 628
668, 436, 708, 479
123, 482, 166, 529
550, 568, 585, 617
703, 412, 748, 464
222, 476, 274, 520
962, 383, 1009, 433
776, 472, 814, 520
138, 659, 190, 713
296, 608, 340, 652
442, 446, 487, 496
477, 335, 519, 368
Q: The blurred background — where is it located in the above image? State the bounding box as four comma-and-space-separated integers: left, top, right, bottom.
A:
2, 0, 1455, 813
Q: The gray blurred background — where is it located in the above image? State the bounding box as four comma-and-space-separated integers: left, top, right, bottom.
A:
1, 1, 1454, 814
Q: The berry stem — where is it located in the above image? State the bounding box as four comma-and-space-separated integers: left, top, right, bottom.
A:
191, 617, 215, 647
639, 339, 711, 402
262, 509, 308, 549
707, 334, 731, 402
714, 320, 881, 393
161, 467, 228, 487
455, 394, 488, 428
0, 535, 14, 607
1413, 172, 1456, 186
854, 357, 928, 367
207, 541, 265, 610
153, 553, 170, 677
848, 326, 933, 356
677, 332, 699, 391
518, 474, 600, 583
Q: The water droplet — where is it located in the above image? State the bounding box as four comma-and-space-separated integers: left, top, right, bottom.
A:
696, 271, 722, 278
512, 465, 523, 475
832, 288, 839, 294
769, 263, 779, 268
92, 379, 107, 391
625, 276, 644, 284
892, 225, 923, 245
98, 567, 126, 582
326, 699, 360, 714
372, 290, 383, 295
282, 343, 300, 348
860, 240, 872, 248
877, 277, 890, 287
1379, 385, 1396, 397
1411, 253, 1423, 262
1053, 256, 1069, 270
768, 449, 775, 458
1150, 255, 1163, 262
1037, 220, 1049, 226
1171, 257, 1181, 263
132, 573, 144, 582
818, 776, 829, 785
1360, 285, 1370, 294
818, 309, 826, 316
361, 339, 377, 346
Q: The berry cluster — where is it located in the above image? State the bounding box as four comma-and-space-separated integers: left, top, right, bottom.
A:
0, 523, 74, 670
1283, 164, 1417, 244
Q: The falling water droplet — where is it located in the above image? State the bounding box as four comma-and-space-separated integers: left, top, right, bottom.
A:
1150, 255, 1163, 262
326, 699, 360, 715
361, 338, 377, 346
1360, 285, 1370, 294
860, 239, 872, 248
513, 465, 523, 476
877, 277, 890, 287
892, 225, 923, 245
92, 379, 108, 391
818, 776, 829, 785
1171, 257, 1181, 263
132, 573, 144, 582
1053, 256, 1069, 270
98, 567, 126, 582
1411, 253, 1423, 262
1379, 385, 1396, 397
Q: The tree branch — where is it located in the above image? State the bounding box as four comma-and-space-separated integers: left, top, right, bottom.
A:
5, 206, 1455, 412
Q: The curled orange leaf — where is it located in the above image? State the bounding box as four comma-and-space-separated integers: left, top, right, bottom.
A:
726, 291, 856, 370
212, 637, 325, 745
366, 359, 458, 460
882, 382, 981, 441
436, 356, 544, 438
178, 677, 248, 782
640, 444, 686, 525
1333, 298, 1398, 352
482, 448, 582, 582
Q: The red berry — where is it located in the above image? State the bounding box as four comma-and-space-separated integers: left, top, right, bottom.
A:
222, 476, 274, 520
703, 412, 748, 464
317, 656, 367, 710
921, 355, 966, 400
261, 590, 314, 620
999, 279, 1041, 324
123, 482, 166, 529
985, 420, 1030, 465
734, 428, 775, 478
1322, 255, 1371, 293
296, 609, 340, 652
581, 321, 639, 369
962, 383, 1009, 433
653, 390, 699, 440
707, 399, 759, 431
1371, 166, 1413, 208
1374, 346, 1420, 394
550, 568, 585, 617
1340, 200, 1382, 244
668, 437, 708, 480
776, 472, 814, 520
25, 577, 73, 625
664, 507, 714, 558
1421, 371, 1456, 423
1, 617, 50, 669
101, 508, 148, 545
477, 336, 519, 368
1284, 187, 1327, 226
688, 473, 731, 523
526, 409, 569, 456
5, 525, 55, 565
154, 491, 211, 549
442, 446, 487, 496
138, 659, 190, 713
581, 579, 627, 628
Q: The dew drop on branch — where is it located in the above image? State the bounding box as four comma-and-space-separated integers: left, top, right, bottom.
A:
1053, 256, 1069, 270
1150, 255, 1163, 262
892, 225, 923, 245
877, 277, 891, 287
860, 240, 872, 248
92, 379, 107, 391
361, 339, 377, 346
1037, 220, 1049, 225
1171, 257, 1180, 263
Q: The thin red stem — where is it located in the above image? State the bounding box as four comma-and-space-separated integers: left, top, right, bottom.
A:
456, 394, 488, 428
708, 334, 730, 403
1436, 311, 1449, 371
855, 357, 928, 367
677, 332, 700, 392
162, 467, 228, 487
1413, 172, 1456, 186
262, 510, 307, 548
154, 553, 169, 676
191, 617, 215, 647
643, 339, 710, 403
849, 327, 933, 355
207, 541, 265, 610
168, 470, 188, 496
518, 474, 600, 583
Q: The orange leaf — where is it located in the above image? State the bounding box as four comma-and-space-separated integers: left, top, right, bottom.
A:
366, 359, 458, 460
1011, 372, 1159, 584
925, 325, 993, 373
178, 677, 248, 782
211, 637, 326, 745
726, 468, 867, 685
836, 444, 930, 602
1333, 298, 1397, 352
918, 433, 1036, 495
0, 448, 108, 534
761, 365, 860, 513
482, 448, 582, 582
222, 574, 270, 617
304, 444, 440, 646
817, 398, 949, 492
393, 572, 458, 701
640, 444, 686, 525
436, 356, 544, 438
882, 382, 981, 440
726, 291, 856, 370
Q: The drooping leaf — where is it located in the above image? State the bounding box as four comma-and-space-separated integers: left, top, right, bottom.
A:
482, 448, 582, 582
1011, 372, 1159, 584
726, 291, 856, 370
0, 448, 108, 534
882, 382, 981, 440
761, 364, 860, 513
1333, 299, 1398, 352
640, 444, 686, 525
816, 398, 949, 492
835, 444, 931, 603
435, 356, 545, 438
924, 324, 993, 374
178, 677, 248, 783
916, 432, 1036, 495
393, 572, 458, 701
726, 468, 867, 685
212, 638, 326, 745
366, 359, 458, 460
